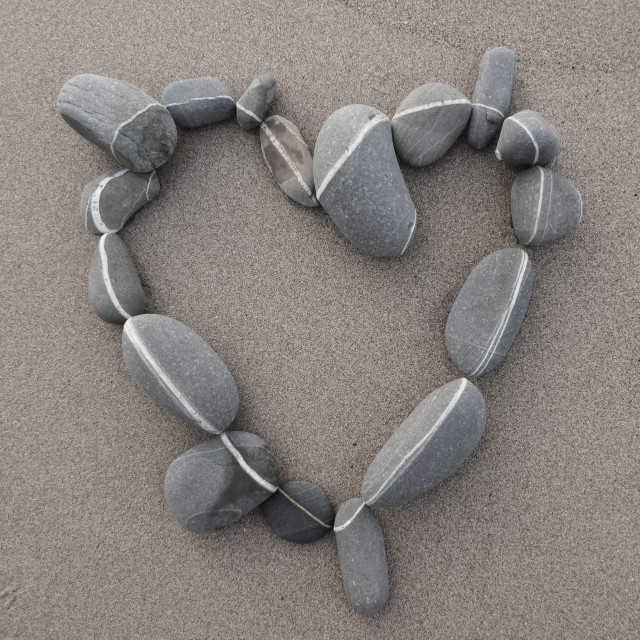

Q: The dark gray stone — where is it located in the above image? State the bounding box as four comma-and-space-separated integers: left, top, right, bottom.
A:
122, 314, 239, 434
260, 480, 334, 544
161, 77, 235, 128
511, 167, 582, 246
313, 104, 417, 257
361, 378, 486, 508
445, 248, 534, 377
391, 82, 471, 166
259, 116, 318, 207
467, 47, 517, 150
334, 499, 389, 616
165, 431, 278, 533
495, 110, 560, 168
88, 233, 145, 324
57, 74, 177, 172
236, 74, 276, 129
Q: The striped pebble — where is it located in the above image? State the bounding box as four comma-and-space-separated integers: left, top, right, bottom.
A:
445, 248, 534, 377
236, 74, 276, 130
122, 314, 239, 434
496, 110, 560, 168
88, 233, 145, 324
361, 378, 486, 508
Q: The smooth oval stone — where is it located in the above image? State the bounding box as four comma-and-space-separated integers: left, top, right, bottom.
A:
57, 74, 177, 172
313, 104, 417, 257
122, 314, 239, 434
161, 77, 235, 128
495, 110, 560, 168
511, 167, 582, 246
391, 82, 471, 166
467, 47, 517, 150
80, 168, 160, 235
334, 499, 389, 616
165, 431, 278, 533
259, 116, 318, 207
446, 248, 534, 377
236, 74, 276, 130
88, 234, 145, 324
260, 480, 334, 544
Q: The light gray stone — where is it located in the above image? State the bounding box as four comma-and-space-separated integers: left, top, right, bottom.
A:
161, 77, 235, 128
236, 74, 276, 130
495, 110, 560, 168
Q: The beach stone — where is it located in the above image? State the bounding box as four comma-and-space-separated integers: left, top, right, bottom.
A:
161, 77, 235, 128
446, 248, 534, 377
122, 314, 239, 434
313, 104, 417, 257
391, 82, 471, 166
511, 167, 582, 246
236, 74, 276, 129
80, 168, 160, 235
260, 116, 318, 207
57, 74, 177, 172
165, 431, 278, 533
362, 378, 486, 508
334, 499, 389, 616
468, 47, 517, 149
495, 110, 560, 168
260, 480, 334, 544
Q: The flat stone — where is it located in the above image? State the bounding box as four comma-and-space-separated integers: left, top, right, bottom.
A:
260, 480, 334, 544
467, 47, 517, 150
122, 314, 239, 434
334, 499, 389, 616
495, 110, 560, 168
260, 116, 318, 207
445, 248, 534, 377
511, 167, 582, 246
313, 104, 417, 257
361, 378, 486, 508
165, 431, 278, 533
236, 74, 276, 130
161, 77, 235, 128
391, 82, 471, 166
57, 74, 177, 172
88, 234, 145, 324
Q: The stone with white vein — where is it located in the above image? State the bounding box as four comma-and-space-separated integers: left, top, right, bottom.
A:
161, 77, 235, 128
495, 110, 560, 168
236, 74, 276, 130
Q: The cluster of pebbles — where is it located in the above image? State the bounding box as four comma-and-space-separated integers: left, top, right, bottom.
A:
57, 47, 582, 617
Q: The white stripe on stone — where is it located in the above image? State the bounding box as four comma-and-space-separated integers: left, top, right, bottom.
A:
110, 103, 162, 157
89, 168, 129, 233
525, 167, 546, 245
400, 208, 417, 255
220, 433, 278, 493
333, 501, 366, 532
145, 171, 156, 201
277, 487, 332, 528
163, 95, 235, 108
471, 103, 505, 118
509, 116, 540, 165
392, 98, 470, 121
279, 117, 307, 146
236, 103, 262, 123
99, 234, 132, 320
539, 170, 555, 244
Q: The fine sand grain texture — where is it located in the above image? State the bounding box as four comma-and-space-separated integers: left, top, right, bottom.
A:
1, 1, 639, 638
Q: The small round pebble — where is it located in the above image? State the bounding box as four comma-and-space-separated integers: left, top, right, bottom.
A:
236, 74, 276, 130
495, 110, 560, 168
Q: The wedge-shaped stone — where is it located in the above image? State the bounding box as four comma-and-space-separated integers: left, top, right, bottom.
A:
236, 74, 276, 129
495, 110, 560, 168
161, 77, 235, 128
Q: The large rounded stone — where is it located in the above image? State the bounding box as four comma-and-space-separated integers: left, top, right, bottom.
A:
495, 110, 560, 168
236, 74, 276, 130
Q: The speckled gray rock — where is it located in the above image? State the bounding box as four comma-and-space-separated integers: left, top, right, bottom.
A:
313, 104, 416, 257
467, 47, 517, 149
446, 248, 534, 377
495, 110, 560, 168
334, 499, 389, 616
57, 74, 177, 172
122, 314, 239, 434
236, 74, 276, 129
511, 167, 582, 246
88, 234, 145, 324
80, 168, 160, 235
391, 82, 471, 166
161, 77, 235, 128
165, 431, 278, 533
362, 378, 486, 508
259, 116, 318, 207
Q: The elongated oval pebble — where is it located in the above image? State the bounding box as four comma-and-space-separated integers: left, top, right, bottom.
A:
236, 74, 276, 130
334, 499, 389, 616
57, 74, 177, 172
511, 167, 582, 246
165, 431, 278, 532
161, 77, 235, 128
391, 82, 471, 166
361, 378, 486, 508
122, 314, 239, 434
445, 248, 534, 377
495, 110, 560, 168
313, 104, 417, 257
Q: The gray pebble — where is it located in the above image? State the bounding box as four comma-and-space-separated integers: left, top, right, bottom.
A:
313, 104, 417, 257
361, 378, 486, 508
511, 167, 582, 246
165, 431, 278, 533
445, 248, 534, 377
236, 74, 276, 130
391, 82, 471, 166
57, 74, 177, 172
495, 110, 560, 168
122, 314, 239, 434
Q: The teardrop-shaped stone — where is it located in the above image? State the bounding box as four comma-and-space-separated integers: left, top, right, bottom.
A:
236, 74, 276, 129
